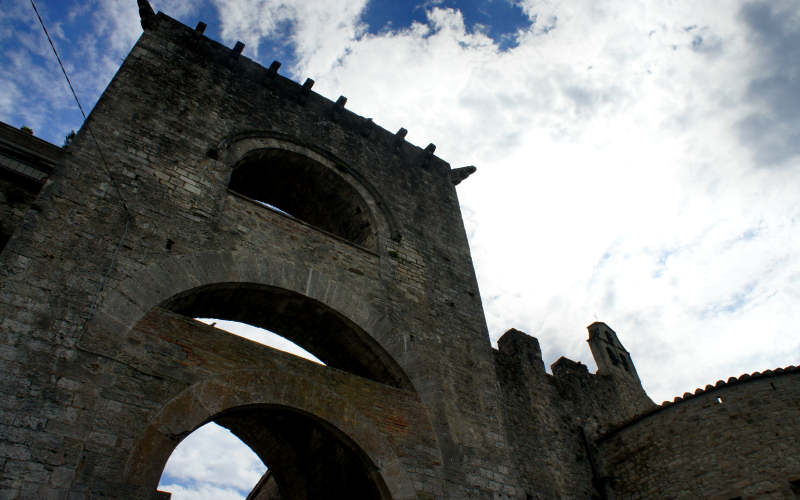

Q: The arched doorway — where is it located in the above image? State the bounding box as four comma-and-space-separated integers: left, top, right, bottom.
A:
157, 319, 324, 499
115, 281, 429, 499
157, 405, 391, 500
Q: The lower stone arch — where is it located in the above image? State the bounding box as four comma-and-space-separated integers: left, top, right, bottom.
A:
214, 405, 391, 500
82, 253, 441, 498
126, 371, 418, 500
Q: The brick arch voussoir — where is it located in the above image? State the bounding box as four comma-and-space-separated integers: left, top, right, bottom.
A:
89, 251, 386, 346
125, 369, 417, 500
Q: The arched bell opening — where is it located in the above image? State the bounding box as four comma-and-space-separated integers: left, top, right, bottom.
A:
229, 148, 377, 250
160, 282, 413, 390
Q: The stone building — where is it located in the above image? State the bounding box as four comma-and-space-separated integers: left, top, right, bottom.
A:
1, 2, 798, 498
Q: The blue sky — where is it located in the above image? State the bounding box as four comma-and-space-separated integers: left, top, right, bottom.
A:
3, 0, 800, 498
361, 0, 532, 48
1, 0, 536, 143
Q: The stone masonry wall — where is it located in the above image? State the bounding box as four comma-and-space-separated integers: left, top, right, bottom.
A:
0, 122, 62, 251
0, 8, 518, 498
597, 369, 800, 499
494, 328, 655, 499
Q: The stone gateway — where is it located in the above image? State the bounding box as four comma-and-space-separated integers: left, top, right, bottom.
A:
1, 2, 798, 498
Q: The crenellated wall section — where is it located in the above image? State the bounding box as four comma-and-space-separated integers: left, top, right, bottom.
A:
493, 324, 655, 500
493, 323, 800, 500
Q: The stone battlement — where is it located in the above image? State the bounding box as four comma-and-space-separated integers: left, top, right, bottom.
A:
137, 10, 452, 175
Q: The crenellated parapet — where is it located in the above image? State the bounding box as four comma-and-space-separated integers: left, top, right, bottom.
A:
497, 327, 546, 374
130, 2, 477, 186
495, 320, 800, 500
496, 323, 654, 430
493, 322, 655, 499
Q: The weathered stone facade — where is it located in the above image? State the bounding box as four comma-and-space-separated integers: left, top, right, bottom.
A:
1, 3, 798, 499
597, 369, 800, 499
0, 122, 62, 254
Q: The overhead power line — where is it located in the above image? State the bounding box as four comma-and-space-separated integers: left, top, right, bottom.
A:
30, 0, 133, 329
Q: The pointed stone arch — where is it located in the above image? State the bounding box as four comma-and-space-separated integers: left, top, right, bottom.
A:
125, 369, 419, 500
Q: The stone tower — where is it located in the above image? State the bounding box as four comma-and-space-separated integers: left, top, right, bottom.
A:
0, 3, 516, 498
588, 322, 638, 378
587, 321, 653, 416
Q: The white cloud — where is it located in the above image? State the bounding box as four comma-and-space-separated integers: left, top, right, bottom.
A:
151, 0, 198, 20
0, 1, 73, 130
158, 482, 250, 500
159, 422, 266, 497
209, 0, 368, 73
0, 79, 21, 117
275, 1, 800, 403
90, 0, 141, 54
735, 0, 800, 166
3, 0, 55, 58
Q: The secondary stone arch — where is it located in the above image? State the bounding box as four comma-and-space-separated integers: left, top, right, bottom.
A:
217, 132, 402, 248
126, 371, 418, 500
87, 250, 411, 389
161, 282, 411, 388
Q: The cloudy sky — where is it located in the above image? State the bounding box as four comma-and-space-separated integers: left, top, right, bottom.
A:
3, 0, 800, 497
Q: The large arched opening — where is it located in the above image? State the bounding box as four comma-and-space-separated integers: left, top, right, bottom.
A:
160, 282, 413, 390
228, 148, 377, 249
157, 421, 266, 498
156, 319, 321, 498
158, 405, 391, 500
116, 281, 423, 499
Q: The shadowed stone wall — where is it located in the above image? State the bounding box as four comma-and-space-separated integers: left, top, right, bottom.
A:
597, 369, 800, 499
493, 326, 655, 499
0, 7, 517, 499
0, 122, 62, 252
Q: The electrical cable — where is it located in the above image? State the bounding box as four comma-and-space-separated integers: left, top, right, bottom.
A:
30, 0, 133, 328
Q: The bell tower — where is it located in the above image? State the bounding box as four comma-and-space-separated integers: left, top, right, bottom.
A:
588, 322, 653, 414
588, 322, 641, 380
